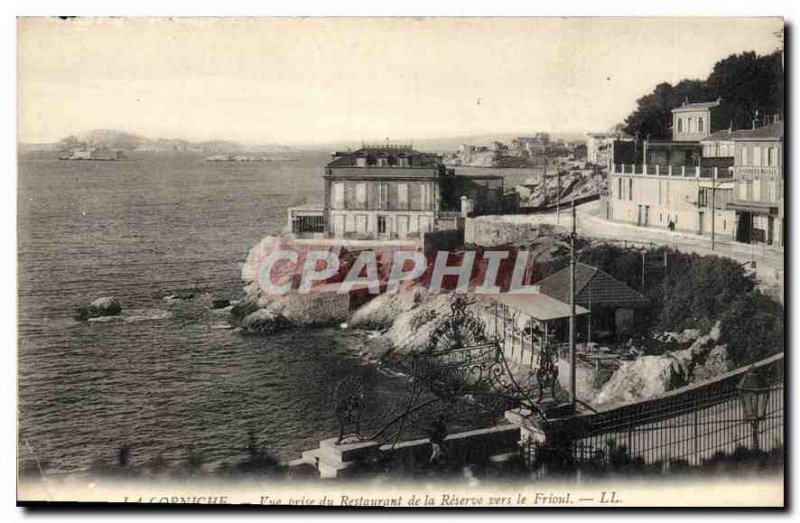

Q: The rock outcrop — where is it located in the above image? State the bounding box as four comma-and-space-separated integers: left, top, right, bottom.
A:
593, 323, 730, 409
89, 296, 122, 316
358, 295, 498, 364
236, 237, 351, 333
349, 287, 427, 330
75, 296, 123, 320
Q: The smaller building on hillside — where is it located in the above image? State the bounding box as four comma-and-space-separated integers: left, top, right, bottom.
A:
644, 99, 724, 168
586, 132, 635, 169
492, 293, 590, 369
536, 262, 649, 340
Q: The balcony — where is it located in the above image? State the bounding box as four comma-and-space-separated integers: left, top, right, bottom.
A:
611, 164, 733, 179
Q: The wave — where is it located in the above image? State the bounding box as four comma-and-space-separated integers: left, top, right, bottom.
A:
86, 308, 172, 324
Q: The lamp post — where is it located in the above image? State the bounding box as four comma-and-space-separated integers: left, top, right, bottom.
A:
736, 370, 770, 450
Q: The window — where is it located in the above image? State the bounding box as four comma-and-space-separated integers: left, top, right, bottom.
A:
397, 183, 409, 209
628, 178, 633, 201
332, 182, 345, 209
687, 117, 693, 133
379, 182, 388, 209
377, 215, 387, 234
698, 117, 704, 133
767, 147, 778, 167
753, 146, 762, 167
752, 179, 762, 201
420, 183, 431, 209
355, 183, 367, 209
617, 178, 622, 200
741, 146, 748, 166
677, 118, 683, 133
738, 182, 747, 200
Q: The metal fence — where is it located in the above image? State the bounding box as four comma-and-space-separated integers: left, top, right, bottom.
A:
522, 352, 783, 471
573, 352, 783, 467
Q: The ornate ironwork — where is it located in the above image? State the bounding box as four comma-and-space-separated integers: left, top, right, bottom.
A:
534, 343, 559, 402
426, 293, 488, 353
333, 375, 365, 443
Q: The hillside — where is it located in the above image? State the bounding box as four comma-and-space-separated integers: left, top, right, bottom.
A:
28, 130, 298, 154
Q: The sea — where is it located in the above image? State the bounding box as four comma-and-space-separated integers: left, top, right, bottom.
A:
17, 150, 544, 477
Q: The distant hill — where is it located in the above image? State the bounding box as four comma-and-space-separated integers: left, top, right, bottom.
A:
21, 130, 298, 154
82, 129, 148, 149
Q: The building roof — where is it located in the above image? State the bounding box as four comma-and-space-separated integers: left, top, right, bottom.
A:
536, 262, 649, 309
494, 293, 590, 322
701, 129, 737, 143
671, 99, 721, 113
587, 131, 634, 140
327, 146, 444, 169
729, 121, 783, 141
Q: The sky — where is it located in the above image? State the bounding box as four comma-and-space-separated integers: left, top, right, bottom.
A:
17, 17, 783, 146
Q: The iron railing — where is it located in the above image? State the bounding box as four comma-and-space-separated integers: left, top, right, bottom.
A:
612, 164, 734, 179
559, 353, 783, 468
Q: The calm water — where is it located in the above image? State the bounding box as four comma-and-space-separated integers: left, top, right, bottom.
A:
17, 151, 406, 476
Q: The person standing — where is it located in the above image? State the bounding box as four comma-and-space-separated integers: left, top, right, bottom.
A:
428, 415, 448, 464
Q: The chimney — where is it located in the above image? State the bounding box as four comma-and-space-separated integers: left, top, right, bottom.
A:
752, 110, 760, 130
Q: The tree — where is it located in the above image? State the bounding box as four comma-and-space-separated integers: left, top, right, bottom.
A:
707, 51, 784, 130
658, 255, 755, 332
621, 50, 783, 139
623, 80, 715, 140
719, 291, 783, 366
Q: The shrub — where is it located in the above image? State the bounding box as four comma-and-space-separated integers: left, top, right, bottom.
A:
719, 290, 784, 366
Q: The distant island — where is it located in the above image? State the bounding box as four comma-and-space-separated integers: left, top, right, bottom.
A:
20, 129, 298, 156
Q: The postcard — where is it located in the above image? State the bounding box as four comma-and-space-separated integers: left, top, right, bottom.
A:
16, 16, 785, 508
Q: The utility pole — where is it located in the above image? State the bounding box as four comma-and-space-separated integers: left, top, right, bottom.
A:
663, 249, 668, 299
542, 160, 548, 208
568, 200, 577, 410
556, 168, 561, 224
641, 251, 646, 293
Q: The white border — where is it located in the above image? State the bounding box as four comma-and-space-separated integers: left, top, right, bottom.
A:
4, 1, 796, 522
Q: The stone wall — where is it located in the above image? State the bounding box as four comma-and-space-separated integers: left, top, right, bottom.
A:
423, 228, 464, 252
290, 424, 521, 479
465, 217, 555, 247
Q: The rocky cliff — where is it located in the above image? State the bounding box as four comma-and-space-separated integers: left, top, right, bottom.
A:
592, 324, 731, 409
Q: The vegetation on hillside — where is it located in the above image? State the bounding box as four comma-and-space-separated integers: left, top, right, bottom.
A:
622, 50, 783, 140
534, 241, 783, 367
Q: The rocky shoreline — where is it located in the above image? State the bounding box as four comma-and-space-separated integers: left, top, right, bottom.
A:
231, 235, 735, 411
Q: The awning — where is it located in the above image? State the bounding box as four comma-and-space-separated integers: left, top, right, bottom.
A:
494, 293, 590, 322
726, 202, 778, 215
